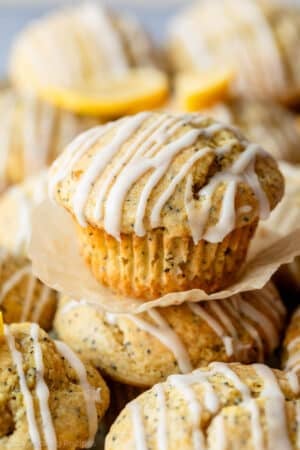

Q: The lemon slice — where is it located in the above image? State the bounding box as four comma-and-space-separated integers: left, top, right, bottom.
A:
175, 69, 234, 112
35, 68, 169, 117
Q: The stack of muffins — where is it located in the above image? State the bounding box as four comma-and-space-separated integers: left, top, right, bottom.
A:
0, 0, 299, 449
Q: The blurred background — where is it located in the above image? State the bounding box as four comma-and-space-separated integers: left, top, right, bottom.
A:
0, 0, 193, 77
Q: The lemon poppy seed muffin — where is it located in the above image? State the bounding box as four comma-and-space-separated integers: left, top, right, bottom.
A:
282, 307, 300, 386
0, 172, 48, 256
0, 249, 57, 330
54, 282, 285, 387
168, 0, 300, 104
50, 112, 284, 299
0, 322, 109, 449
106, 362, 300, 450
0, 89, 97, 190
207, 100, 300, 164
9, 3, 167, 117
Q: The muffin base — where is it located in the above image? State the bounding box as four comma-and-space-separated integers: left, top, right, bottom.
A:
77, 221, 258, 300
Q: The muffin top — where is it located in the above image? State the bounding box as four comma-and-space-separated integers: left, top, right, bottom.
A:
10, 2, 160, 92
50, 111, 284, 242
282, 307, 300, 387
0, 322, 109, 449
207, 100, 300, 164
168, 0, 300, 102
106, 362, 299, 450
0, 89, 97, 189
54, 281, 286, 387
0, 172, 48, 256
0, 248, 57, 330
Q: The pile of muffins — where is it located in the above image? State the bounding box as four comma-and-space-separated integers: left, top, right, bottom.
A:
1, 0, 300, 449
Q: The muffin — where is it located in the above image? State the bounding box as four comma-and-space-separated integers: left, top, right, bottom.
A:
0, 322, 109, 449
9, 3, 166, 117
54, 282, 285, 387
168, 0, 300, 104
282, 307, 300, 387
106, 362, 299, 450
0, 89, 97, 190
207, 100, 300, 164
0, 249, 57, 330
49, 112, 284, 299
0, 172, 48, 256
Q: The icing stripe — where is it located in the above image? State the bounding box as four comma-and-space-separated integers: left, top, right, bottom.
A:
4, 325, 41, 450
31, 324, 57, 450
54, 340, 100, 448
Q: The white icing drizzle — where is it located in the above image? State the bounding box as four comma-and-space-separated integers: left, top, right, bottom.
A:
238, 298, 278, 351
129, 401, 148, 450
125, 309, 192, 374
0, 265, 32, 304
79, 3, 129, 76
154, 384, 168, 450
30, 324, 57, 450
54, 340, 100, 448
225, 296, 264, 362
73, 114, 147, 227
210, 362, 264, 450
4, 324, 42, 450
210, 415, 226, 450
21, 274, 37, 322
253, 364, 292, 450
32, 286, 51, 323
52, 113, 270, 244
188, 302, 234, 357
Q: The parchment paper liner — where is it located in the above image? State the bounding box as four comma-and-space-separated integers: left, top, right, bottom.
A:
29, 198, 300, 314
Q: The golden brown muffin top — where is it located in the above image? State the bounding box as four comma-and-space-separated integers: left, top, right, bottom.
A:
9, 2, 160, 92
106, 362, 299, 450
55, 281, 286, 387
168, 0, 300, 102
50, 111, 284, 242
0, 322, 109, 449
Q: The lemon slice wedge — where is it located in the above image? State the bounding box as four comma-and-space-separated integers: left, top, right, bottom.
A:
35, 68, 169, 117
175, 69, 234, 112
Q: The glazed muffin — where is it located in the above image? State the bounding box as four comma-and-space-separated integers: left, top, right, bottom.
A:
106, 362, 299, 450
54, 282, 285, 387
49, 112, 284, 299
0, 249, 57, 330
0, 89, 97, 190
282, 307, 300, 386
0, 172, 48, 256
168, 0, 300, 104
0, 322, 109, 449
9, 3, 165, 116
207, 100, 300, 163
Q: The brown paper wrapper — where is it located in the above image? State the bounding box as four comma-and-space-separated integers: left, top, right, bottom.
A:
28, 198, 300, 313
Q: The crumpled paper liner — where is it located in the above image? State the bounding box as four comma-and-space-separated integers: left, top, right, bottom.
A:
29, 198, 300, 313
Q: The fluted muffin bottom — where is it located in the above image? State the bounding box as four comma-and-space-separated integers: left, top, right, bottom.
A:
77, 221, 258, 300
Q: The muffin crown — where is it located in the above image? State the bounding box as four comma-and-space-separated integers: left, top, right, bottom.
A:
168, 0, 300, 101
50, 112, 283, 243
10, 2, 159, 89
106, 362, 298, 450
0, 323, 109, 449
